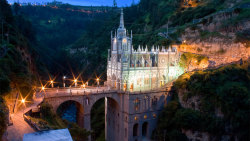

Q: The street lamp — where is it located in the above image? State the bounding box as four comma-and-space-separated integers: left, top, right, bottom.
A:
97, 78, 100, 88
74, 79, 77, 88
21, 99, 25, 114
63, 76, 66, 88
83, 84, 86, 91
50, 80, 54, 88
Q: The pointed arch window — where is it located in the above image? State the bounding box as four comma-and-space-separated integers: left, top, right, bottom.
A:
136, 60, 141, 67
134, 98, 140, 111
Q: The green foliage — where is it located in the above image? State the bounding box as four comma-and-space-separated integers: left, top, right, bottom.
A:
199, 30, 225, 40
235, 29, 250, 47
171, 6, 216, 26
0, 0, 14, 23
0, 97, 8, 139
91, 99, 105, 141
153, 100, 188, 141
175, 109, 202, 130
0, 74, 10, 96
179, 52, 208, 70
170, 61, 250, 139
221, 8, 250, 29
40, 102, 90, 140
69, 123, 90, 141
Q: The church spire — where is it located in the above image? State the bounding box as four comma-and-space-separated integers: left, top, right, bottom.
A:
119, 8, 125, 29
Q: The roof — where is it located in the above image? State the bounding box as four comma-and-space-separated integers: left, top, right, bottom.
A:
23, 128, 73, 141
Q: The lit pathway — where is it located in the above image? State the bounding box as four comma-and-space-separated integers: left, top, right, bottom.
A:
5, 96, 43, 141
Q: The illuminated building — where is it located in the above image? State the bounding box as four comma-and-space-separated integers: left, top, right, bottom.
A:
107, 9, 183, 91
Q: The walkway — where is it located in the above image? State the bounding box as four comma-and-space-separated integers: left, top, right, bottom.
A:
4, 96, 43, 141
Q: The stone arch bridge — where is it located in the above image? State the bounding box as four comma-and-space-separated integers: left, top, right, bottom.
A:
42, 86, 173, 141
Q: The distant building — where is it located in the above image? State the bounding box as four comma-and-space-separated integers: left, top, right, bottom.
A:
107, 9, 183, 91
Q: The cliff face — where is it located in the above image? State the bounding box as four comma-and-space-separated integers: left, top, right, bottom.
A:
179, 8, 250, 67
153, 60, 250, 141
175, 60, 250, 141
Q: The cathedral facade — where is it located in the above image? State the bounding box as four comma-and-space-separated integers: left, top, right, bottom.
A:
107, 9, 182, 92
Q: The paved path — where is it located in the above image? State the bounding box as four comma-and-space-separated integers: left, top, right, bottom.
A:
5, 97, 43, 141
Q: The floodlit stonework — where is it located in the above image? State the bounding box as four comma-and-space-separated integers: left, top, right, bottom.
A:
107, 9, 183, 92
44, 9, 183, 141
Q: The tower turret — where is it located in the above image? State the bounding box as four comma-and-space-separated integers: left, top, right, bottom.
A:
117, 9, 126, 38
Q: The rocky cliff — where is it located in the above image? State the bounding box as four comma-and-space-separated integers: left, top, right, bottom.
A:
178, 6, 250, 67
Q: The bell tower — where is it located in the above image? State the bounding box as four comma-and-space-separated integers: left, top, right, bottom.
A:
117, 9, 126, 38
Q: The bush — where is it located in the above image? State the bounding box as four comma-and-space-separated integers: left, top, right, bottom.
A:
0, 97, 8, 139
235, 30, 250, 47
155, 61, 250, 140
175, 109, 202, 130
0, 75, 10, 96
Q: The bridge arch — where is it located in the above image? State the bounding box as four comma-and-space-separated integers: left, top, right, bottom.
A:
90, 96, 121, 141
56, 100, 84, 128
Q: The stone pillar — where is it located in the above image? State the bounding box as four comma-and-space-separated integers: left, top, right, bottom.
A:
84, 113, 91, 131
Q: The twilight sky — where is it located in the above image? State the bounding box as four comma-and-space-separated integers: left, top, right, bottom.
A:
8, 0, 140, 6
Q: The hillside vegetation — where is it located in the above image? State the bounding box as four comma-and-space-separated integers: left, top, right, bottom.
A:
0, 0, 249, 140
153, 60, 250, 141
0, 0, 38, 138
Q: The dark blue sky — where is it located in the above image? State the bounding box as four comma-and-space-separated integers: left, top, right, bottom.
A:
8, 0, 140, 6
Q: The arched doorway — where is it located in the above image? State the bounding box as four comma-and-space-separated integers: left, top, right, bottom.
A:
133, 123, 139, 137
90, 97, 120, 141
56, 100, 84, 127
142, 122, 148, 137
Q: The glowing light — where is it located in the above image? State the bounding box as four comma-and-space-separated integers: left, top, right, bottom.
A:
42, 87, 45, 90
74, 79, 77, 83
83, 84, 86, 88
153, 113, 157, 118
134, 116, 138, 121
144, 115, 147, 119
21, 99, 25, 104
63, 76, 66, 79
123, 38, 127, 43
50, 80, 53, 84
97, 78, 100, 82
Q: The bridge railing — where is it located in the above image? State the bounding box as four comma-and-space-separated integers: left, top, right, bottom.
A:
42, 84, 173, 99
43, 88, 119, 98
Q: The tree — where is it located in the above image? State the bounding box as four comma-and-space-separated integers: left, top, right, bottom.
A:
0, 0, 13, 23
13, 3, 21, 15
131, 0, 135, 6
113, 0, 117, 7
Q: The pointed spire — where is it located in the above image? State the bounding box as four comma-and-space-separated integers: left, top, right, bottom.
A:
119, 8, 125, 29
168, 46, 171, 52
152, 46, 155, 52
111, 31, 113, 38
145, 45, 148, 52
132, 46, 135, 52
138, 45, 141, 52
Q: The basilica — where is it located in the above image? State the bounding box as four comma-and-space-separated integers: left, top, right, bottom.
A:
107, 9, 183, 92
